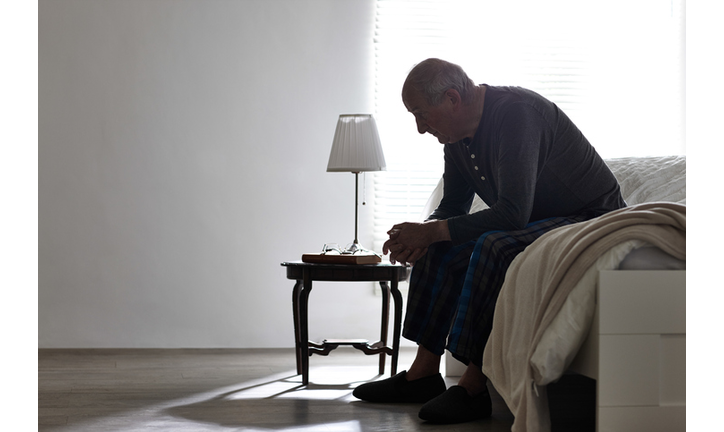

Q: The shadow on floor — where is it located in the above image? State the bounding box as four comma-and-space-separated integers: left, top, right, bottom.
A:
165, 375, 514, 431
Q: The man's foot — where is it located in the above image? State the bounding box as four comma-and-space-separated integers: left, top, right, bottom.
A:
418, 385, 492, 424
352, 370, 446, 403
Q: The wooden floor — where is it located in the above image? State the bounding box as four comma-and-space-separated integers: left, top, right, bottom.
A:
39, 347, 516, 431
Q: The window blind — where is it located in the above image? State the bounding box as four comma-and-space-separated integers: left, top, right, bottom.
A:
371, 0, 684, 256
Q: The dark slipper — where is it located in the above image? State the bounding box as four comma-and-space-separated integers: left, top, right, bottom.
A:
418, 385, 492, 423
352, 370, 446, 403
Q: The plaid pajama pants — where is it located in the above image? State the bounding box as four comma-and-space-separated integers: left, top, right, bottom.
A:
402, 214, 592, 366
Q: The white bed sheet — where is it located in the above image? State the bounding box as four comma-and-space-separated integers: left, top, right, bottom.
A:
530, 239, 646, 385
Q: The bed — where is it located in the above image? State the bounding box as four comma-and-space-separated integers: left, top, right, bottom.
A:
422, 155, 686, 431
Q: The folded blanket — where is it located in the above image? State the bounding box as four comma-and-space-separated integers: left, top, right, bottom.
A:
482, 202, 686, 432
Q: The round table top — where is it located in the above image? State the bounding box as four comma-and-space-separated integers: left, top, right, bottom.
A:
281, 260, 411, 282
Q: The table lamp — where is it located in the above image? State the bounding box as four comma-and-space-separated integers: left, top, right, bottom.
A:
326, 114, 386, 254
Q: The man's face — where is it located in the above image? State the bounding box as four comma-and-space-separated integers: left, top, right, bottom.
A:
403, 89, 457, 144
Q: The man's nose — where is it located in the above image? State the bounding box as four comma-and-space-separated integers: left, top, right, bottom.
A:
416, 118, 427, 134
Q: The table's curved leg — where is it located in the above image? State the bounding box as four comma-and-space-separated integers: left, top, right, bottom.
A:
292, 280, 303, 375
300, 268, 313, 385
378, 281, 391, 375
390, 273, 403, 376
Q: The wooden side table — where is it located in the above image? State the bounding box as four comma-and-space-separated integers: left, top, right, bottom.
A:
281, 261, 410, 385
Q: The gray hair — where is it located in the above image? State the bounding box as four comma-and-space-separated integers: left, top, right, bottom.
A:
402, 58, 476, 106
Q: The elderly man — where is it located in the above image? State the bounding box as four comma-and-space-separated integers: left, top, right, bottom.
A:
352, 58, 625, 424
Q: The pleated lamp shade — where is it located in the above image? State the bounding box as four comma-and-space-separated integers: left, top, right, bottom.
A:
326, 114, 386, 172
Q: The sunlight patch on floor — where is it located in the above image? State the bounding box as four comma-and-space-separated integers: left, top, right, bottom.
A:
234, 420, 363, 432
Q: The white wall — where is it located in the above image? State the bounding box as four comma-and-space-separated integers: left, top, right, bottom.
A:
38, 0, 406, 348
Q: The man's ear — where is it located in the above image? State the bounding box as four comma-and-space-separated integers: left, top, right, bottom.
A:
445, 89, 462, 109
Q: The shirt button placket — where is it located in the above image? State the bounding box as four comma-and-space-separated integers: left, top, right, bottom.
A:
471, 154, 484, 180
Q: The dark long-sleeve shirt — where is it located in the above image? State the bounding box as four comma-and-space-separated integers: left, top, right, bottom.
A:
428, 85, 626, 244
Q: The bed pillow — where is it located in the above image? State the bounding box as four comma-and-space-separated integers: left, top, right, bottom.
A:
605, 155, 686, 205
